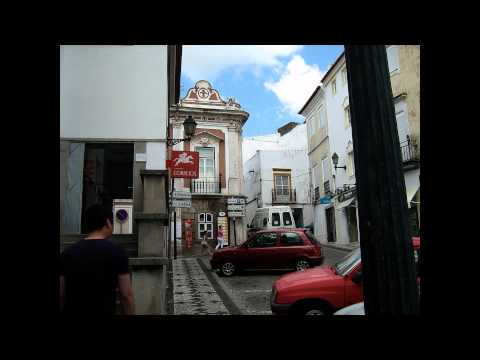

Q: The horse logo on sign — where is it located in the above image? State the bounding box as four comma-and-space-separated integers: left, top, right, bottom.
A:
174, 152, 194, 166
168, 151, 199, 179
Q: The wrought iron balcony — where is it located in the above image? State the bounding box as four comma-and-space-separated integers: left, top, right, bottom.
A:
190, 175, 222, 194
400, 136, 420, 165
272, 188, 297, 203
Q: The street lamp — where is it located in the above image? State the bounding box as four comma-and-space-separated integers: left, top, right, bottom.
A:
332, 152, 346, 171
166, 115, 197, 146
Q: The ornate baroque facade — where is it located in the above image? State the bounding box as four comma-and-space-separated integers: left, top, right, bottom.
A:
170, 80, 249, 256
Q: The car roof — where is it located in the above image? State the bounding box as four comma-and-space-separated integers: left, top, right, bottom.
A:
256, 228, 306, 233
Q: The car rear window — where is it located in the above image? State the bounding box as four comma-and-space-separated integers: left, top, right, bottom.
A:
305, 230, 320, 245
282, 212, 292, 226
272, 213, 280, 226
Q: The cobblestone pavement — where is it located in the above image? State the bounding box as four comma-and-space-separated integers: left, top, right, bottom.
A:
172, 257, 230, 315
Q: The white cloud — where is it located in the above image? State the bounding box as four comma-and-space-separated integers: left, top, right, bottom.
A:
181, 45, 303, 81
264, 55, 324, 115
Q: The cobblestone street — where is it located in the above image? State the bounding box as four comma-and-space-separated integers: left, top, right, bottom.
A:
172, 258, 231, 315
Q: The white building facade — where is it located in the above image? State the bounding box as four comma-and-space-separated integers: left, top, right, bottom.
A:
60, 44, 182, 314
300, 46, 420, 246
60, 45, 176, 243
243, 123, 313, 230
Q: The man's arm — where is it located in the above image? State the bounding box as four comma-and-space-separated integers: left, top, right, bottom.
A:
60, 276, 65, 312
118, 274, 135, 315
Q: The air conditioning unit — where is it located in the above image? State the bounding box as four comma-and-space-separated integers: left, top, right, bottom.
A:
113, 199, 133, 234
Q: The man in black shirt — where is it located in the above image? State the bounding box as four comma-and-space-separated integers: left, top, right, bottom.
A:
60, 204, 135, 315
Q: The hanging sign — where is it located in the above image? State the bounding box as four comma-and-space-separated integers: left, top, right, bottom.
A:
166, 151, 199, 178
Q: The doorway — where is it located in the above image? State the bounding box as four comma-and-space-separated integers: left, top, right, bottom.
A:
81, 143, 134, 233
326, 207, 336, 243
347, 206, 359, 242
292, 208, 304, 228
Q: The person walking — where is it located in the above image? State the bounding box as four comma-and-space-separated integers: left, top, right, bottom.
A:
201, 231, 213, 256
215, 225, 225, 250
59, 204, 135, 315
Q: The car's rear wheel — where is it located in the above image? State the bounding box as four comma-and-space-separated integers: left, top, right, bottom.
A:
295, 258, 311, 272
219, 261, 236, 277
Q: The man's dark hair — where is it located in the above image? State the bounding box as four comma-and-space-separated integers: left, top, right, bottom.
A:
85, 204, 113, 233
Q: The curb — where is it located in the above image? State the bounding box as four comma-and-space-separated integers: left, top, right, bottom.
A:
196, 257, 243, 315
320, 243, 359, 252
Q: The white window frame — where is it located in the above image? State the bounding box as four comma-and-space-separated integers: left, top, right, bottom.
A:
321, 157, 330, 185
196, 146, 215, 179
386, 45, 400, 74
347, 151, 355, 177
341, 67, 347, 85
274, 174, 290, 196
198, 212, 214, 239
319, 105, 326, 129
343, 97, 350, 129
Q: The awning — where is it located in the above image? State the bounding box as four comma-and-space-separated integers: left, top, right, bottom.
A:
404, 169, 420, 208
336, 197, 355, 210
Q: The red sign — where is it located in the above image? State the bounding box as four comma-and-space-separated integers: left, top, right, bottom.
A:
167, 151, 199, 178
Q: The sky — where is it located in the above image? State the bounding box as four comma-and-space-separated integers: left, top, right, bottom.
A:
180, 45, 344, 137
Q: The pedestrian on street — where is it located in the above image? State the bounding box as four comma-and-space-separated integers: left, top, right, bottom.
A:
215, 225, 225, 250
59, 204, 136, 315
201, 231, 213, 256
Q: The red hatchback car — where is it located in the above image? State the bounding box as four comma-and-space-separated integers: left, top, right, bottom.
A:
271, 237, 420, 315
210, 228, 324, 277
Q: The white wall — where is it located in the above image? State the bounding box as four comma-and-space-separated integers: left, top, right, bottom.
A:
324, 61, 355, 192
244, 152, 261, 224
60, 45, 168, 140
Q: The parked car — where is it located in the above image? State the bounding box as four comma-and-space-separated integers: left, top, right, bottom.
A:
334, 302, 364, 315
270, 238, 420, 315
247, 206, 296, 238
210, 228, 323, 276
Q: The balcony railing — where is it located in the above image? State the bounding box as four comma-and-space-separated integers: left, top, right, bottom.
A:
272, 188, 297, 203
190, 176, 222, 194
400, 136, 420, 163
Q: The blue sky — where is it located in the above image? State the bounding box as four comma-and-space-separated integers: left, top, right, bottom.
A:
181, 45, 344, 137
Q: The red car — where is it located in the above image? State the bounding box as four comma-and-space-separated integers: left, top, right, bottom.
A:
271, 237, 420, 315
210, 228, 324, 277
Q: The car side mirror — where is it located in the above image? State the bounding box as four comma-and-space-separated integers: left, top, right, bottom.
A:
351, 271, 362, 284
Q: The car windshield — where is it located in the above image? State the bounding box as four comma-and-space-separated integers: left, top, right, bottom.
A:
334, 248, 361, 276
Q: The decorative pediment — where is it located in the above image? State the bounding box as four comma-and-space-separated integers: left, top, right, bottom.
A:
182, 80, 226, 105
193, 128, 225, 142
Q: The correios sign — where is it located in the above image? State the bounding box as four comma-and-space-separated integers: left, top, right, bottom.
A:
167, 151, 199, 178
